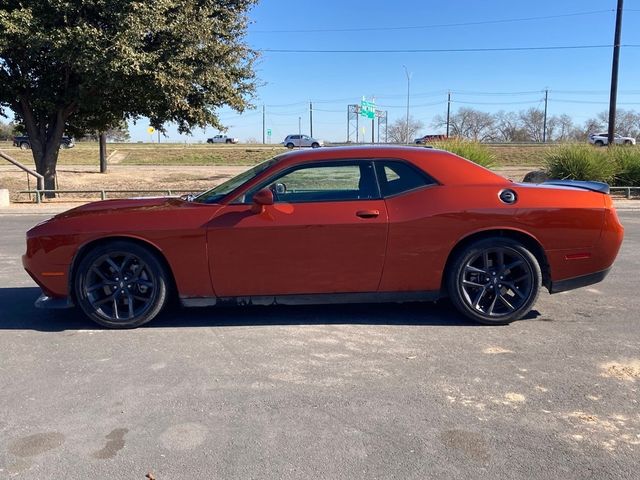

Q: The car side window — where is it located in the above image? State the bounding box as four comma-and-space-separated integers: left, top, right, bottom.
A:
375, 160, 437, 197
240, 161, 379, 203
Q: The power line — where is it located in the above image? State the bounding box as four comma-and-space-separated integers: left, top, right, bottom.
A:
451, 90, 542, 96
452, 99, 543, 105
252, 10, 612, 34
261, 44, 624, 54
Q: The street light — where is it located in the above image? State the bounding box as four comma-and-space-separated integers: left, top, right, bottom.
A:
403, 65, 411, 144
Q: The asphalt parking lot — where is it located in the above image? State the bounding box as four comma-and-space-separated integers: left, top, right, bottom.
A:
0, 211, 639, 479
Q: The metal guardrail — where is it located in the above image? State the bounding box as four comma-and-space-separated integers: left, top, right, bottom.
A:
610, 187, 640, 199
18, 189, 196, 203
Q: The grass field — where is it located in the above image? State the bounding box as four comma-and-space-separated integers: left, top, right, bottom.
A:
0, 141, 555, 168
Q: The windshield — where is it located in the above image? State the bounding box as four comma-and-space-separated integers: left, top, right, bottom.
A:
194, 156, 282, 203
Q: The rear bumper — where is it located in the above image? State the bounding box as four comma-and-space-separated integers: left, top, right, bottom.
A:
35, 293, 74, 309
549, 268, 611, 294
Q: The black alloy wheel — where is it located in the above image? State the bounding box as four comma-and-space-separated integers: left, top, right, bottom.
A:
447, 238, 541, 325
74, 241, 169, 328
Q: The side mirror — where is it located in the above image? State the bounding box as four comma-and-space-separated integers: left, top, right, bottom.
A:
251, 188, 274, 214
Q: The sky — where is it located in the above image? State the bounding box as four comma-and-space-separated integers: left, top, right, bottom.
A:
25, 0, 640, 142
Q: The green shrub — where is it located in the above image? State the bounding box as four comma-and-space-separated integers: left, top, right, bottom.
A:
610, 146, 640, 186
545, 144, 617, 183
431, 139, 495, 168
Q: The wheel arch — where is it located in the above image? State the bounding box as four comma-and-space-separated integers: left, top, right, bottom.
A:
68, 235, 178, 303
441, 228, 551, 292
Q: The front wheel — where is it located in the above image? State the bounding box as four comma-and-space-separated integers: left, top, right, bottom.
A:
74, 241, 169, 328
286, 142, 294, 149
20, 142, 30, 150
446, 238, 541, 325
595, 140, 605, 147
311, 142, 320, 148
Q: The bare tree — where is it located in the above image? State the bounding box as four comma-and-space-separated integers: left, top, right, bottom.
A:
388, 116, 424, 143
552, 114, 574, 142
518, 108, 546, 143
493, 111, 528, 142
596, 109, 640, 138
433, 108, 496, 141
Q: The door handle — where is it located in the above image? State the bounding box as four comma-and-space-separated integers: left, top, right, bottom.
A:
356, 209, 380, 218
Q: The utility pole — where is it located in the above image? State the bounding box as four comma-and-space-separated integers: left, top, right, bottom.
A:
309, 102, 313, 138
262, 104, 265, 144
298, 116, 301, 149
608, 0, 624, 147
542, 88, 549, 143
403, 65, 411, 143
446, 91, 451, 138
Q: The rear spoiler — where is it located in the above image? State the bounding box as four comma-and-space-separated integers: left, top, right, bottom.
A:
542, 180, 610, 195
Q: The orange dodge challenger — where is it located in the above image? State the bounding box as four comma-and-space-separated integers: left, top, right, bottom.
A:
23, 146, 624, 328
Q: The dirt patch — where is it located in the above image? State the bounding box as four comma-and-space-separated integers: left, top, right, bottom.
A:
601, 359, 640, 382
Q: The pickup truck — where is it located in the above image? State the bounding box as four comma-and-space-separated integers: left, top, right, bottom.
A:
206, 134, 239, 144
13, 136, 75, 150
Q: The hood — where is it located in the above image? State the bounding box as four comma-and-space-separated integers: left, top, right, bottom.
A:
55, 196, 185, 220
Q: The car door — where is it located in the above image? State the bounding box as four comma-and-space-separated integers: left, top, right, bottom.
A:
206, 160, 388, 297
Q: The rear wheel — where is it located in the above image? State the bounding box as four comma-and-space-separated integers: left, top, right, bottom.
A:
226, 139, 232, 144
74, 241, 169, 328
595, 140, 605, 147
446, 238, 541, 325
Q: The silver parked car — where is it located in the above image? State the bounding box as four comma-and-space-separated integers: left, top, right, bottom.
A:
282, 134, 323, 149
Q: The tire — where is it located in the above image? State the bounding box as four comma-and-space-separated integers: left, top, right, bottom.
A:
286, 143, 294, 149
624, 140, 632, 145
595, 140, 605, 147
74, 240, 169, 328
226, 139, 232, 144
20, 142, 30, 150
311, 142, 320, 148
446, 237, 541, 325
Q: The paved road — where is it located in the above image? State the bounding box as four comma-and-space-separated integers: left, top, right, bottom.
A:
0, 213, 638, 479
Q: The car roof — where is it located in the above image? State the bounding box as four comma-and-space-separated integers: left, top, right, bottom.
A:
270, 145, 507, 185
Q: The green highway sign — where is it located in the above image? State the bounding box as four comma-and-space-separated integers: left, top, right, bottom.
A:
360, 99, 375, 119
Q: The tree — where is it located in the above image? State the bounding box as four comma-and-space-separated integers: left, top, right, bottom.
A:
388, 116, 424, 143
518, 108, 546, 143
596, 109, 640, 138
433, 108, 496, 142
0, 120, 16, 141
551, 114, 574, 142
0, 1, 257, 195
493, 111, 528, 142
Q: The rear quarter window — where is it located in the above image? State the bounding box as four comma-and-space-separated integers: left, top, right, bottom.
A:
375, 160, 437, 197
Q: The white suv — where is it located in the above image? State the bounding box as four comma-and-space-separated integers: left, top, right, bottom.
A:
589, 132, 636, 146
282, 134, 323, 149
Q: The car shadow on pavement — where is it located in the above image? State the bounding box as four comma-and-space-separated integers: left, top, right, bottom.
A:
0, 287, 539, 331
